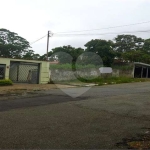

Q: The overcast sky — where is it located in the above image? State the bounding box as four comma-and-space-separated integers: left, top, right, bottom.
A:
1, 0, 150, 55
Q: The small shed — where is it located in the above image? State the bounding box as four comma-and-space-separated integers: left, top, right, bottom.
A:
134, 62, 150, 78
0, 58, 50, 84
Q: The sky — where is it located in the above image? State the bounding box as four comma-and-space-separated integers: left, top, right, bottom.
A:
1, 0, 150, 55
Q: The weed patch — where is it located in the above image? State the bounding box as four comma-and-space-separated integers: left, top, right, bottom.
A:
0, 79, 13, 86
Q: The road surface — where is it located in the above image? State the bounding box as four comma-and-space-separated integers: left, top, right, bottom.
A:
0, 82, 150, 149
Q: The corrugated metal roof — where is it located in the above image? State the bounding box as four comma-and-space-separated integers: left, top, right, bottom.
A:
134, 62, 150, 67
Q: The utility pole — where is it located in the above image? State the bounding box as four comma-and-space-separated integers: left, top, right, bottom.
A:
46, 31, 50, 61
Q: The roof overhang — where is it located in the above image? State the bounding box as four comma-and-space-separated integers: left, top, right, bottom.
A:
134, 62, 150, 67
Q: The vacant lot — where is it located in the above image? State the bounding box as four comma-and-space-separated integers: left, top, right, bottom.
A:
0, 82, 150, 149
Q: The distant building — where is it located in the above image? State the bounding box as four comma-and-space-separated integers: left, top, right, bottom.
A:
134, 62, 150, 78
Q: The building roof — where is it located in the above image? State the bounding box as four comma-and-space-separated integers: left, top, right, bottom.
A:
134, 62, 150, 67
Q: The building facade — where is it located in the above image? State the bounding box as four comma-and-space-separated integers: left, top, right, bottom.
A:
0, 58, 50, 84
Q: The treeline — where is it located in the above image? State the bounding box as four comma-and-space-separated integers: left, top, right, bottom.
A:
41, 35, 150, 66
0, 28, 150, 66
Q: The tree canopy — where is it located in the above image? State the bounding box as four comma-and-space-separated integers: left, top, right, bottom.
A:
22, 50, 40, 60
40, 45, 84, 64
0, 28, 34, 59
143, 38, 150, 53
1, 28, 150, 66
84, 39, 115, 66
114, 35, 144, 52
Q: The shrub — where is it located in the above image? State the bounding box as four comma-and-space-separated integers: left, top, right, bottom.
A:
50, 64, 101, 70
0, 79, 13, 86
112, 65, 133, 71
77, 76, 150, 85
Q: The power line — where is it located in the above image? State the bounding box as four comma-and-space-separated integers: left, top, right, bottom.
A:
30, 34, 47, 45
53, 29, 150, 37
29, 21, 150, 44
54, 21, 150, 34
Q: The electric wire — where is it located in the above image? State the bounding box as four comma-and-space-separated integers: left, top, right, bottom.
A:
53, 29, 150, 37
54, 21, 150, 34
30, 20, 150, 44
30, 34, 47, 45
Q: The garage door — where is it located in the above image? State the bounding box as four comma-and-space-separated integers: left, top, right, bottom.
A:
9, 61, 40, 84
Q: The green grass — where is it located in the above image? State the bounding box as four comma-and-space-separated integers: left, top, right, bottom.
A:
78, 76, 150, 86
51, 76, 150, 86
50, 63, 134, 71
50, 64, 101, 70
112, 65, 133, 71
0, 79, 13, 86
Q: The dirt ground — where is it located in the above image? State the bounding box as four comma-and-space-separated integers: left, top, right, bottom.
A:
0, 83, 76, 100
0, 83, 76, 91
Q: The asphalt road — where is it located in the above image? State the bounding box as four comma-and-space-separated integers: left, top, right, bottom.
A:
0, 82, 150, 149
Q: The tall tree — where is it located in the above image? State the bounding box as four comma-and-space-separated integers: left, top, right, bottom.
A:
0, 28, 31, 58
51, 45, 84, 64
143, 38, 150, 53
122, 50, 150, 64
22, 50, 40, 60
39, 51, 53, 61
114, 35, 144, 52
84, 39, 115, 66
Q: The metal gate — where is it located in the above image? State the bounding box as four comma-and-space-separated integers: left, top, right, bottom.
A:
0, 64, 5, 79
9, 61, 40, 84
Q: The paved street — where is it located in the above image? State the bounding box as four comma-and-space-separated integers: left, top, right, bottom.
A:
0, 82, 150, 149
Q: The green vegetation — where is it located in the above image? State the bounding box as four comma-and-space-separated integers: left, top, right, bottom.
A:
0, 28, 40, 60
78, 77, 150, 85
46, 35, 150, 66
0, 79, 13, 86
49, 77, 150, 86
1, 29, 150, 66
50, 64, 101, 70
111, 65, 133, 71
52, 77, 150, 86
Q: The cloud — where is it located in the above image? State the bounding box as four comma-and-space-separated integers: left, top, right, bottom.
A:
1, 0, 150, 55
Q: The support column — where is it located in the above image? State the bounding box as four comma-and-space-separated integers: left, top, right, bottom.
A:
141, 67, 143, 78
146, 67, 148, 78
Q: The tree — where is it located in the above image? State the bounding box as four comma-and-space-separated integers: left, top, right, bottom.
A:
0, 28, 31, 58
39, 51, 53, 61
122, 50, 150, 64
22, 50, 40, 60
114, 35, 144, 53
51, 45, 84, 64
84, 39, 115, 66
143, 38, 150, 53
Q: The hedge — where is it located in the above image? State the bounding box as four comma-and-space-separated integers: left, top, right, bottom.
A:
0, 79, 13, 86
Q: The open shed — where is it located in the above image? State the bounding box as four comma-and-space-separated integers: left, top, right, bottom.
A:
0, 58, 50, 84
134, 62, 150, 78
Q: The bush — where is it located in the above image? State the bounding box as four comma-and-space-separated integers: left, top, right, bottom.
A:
112, 65, 133, 71
50, 64, 101, 70
0, 79, 13, 86
77, 76, 150, 85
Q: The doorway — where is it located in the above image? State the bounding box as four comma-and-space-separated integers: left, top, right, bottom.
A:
0, 64, 6, 79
